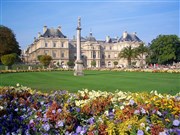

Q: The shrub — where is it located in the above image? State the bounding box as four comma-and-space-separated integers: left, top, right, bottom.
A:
1, 53, 16, 69
37, 55, 43, 61
113, 61, 118, 67
91, 60, 96, 67
67, 61, 75, 67
39, 55, 52, 67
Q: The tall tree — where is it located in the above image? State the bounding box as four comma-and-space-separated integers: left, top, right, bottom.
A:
135, 43, 149, 68
118, 46, 137, 68
149, 35, 180, 64
0, 25, 21, 60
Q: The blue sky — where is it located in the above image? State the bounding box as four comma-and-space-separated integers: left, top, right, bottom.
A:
0, 0, 179, 50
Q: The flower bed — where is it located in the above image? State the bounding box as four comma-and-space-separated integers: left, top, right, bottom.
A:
1, 68, 180, 74
0, 68, 73, 74
0, 86, 180, 134
86, 68, 180, 73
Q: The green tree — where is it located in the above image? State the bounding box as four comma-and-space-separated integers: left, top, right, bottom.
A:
91, 60, 96, 67
113, 61, 118, 67
39, 55, 52, 68
67, 61, 75, 67
135, 43, 149, 68
118, 46, 137, 68
149, 35, 180, 64
1, 53, 16, 70
37, 55, 43, 61
0, 25, 21, 60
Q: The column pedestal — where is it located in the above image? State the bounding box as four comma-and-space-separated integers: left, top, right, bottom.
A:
74, 60, 84, 76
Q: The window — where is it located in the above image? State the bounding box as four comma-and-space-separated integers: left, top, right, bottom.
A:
61, 52, 64, 58
93, 52, 96, 58
114, 53, 117, 58
61, 42, 64, 48
52, 51, 56, 58
45, 43, 48, 47
110, 46, 112, 50
102, 54, 105, 59
53, 43, 56, 47
108, 55, 110, 58
44, 50, 49, 55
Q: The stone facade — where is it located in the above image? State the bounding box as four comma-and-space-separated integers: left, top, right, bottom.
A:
25, 26, 144, 68
25, 26, 69, 67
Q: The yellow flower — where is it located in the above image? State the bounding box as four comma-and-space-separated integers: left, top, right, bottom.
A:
165, 119, 170, 122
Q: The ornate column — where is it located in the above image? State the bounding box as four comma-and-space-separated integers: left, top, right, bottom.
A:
74, 17, 84, 76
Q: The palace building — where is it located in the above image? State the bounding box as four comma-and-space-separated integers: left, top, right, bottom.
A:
24, 25, 144, 68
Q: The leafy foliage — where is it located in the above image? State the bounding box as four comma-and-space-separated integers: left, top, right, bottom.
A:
67, 61, 75, 67
91, 60, 96, 67
37, 55, 43, 61
39, 55, 52, 67
113, 61, 118, 67
149, 35, 180, 64
135, 43, 149, 67
1, 53, 17, 67
118, 46, 137, 67
0, 25, 21, 60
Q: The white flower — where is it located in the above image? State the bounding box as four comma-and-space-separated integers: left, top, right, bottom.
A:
16, 83, 20, 87
159, 131, 167, 135
104, 110, 108, 116
120, 106, 124, 110
40, 101, 44, 105
52, 110, 56, 114
140, 123, 145, 127
157, 111, 162, 116
141, 108, 146, 114
75, 100, 80, 106
84, 89, 88, 93
134, 110, 140, 115
146, 126, 150, 131
0, 106, 3, 110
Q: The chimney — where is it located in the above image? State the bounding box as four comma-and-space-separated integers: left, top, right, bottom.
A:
123, 31, 127, 39
58, 26, 61, 31
38, 32, 41, 38
43, 26, 47, 34
106, 36, 110, 43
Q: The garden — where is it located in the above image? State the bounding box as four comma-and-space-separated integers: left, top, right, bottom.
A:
0, 69, 180, 134
0, 85, 179, 134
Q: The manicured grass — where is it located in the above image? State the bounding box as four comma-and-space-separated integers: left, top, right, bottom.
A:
0, 70, 179, 94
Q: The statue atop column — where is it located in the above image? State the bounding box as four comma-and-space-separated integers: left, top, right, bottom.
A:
78, 17, 81, 28
74, 17, 84, 76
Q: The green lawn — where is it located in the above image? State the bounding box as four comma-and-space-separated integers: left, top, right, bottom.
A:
0, 70, 179, 94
